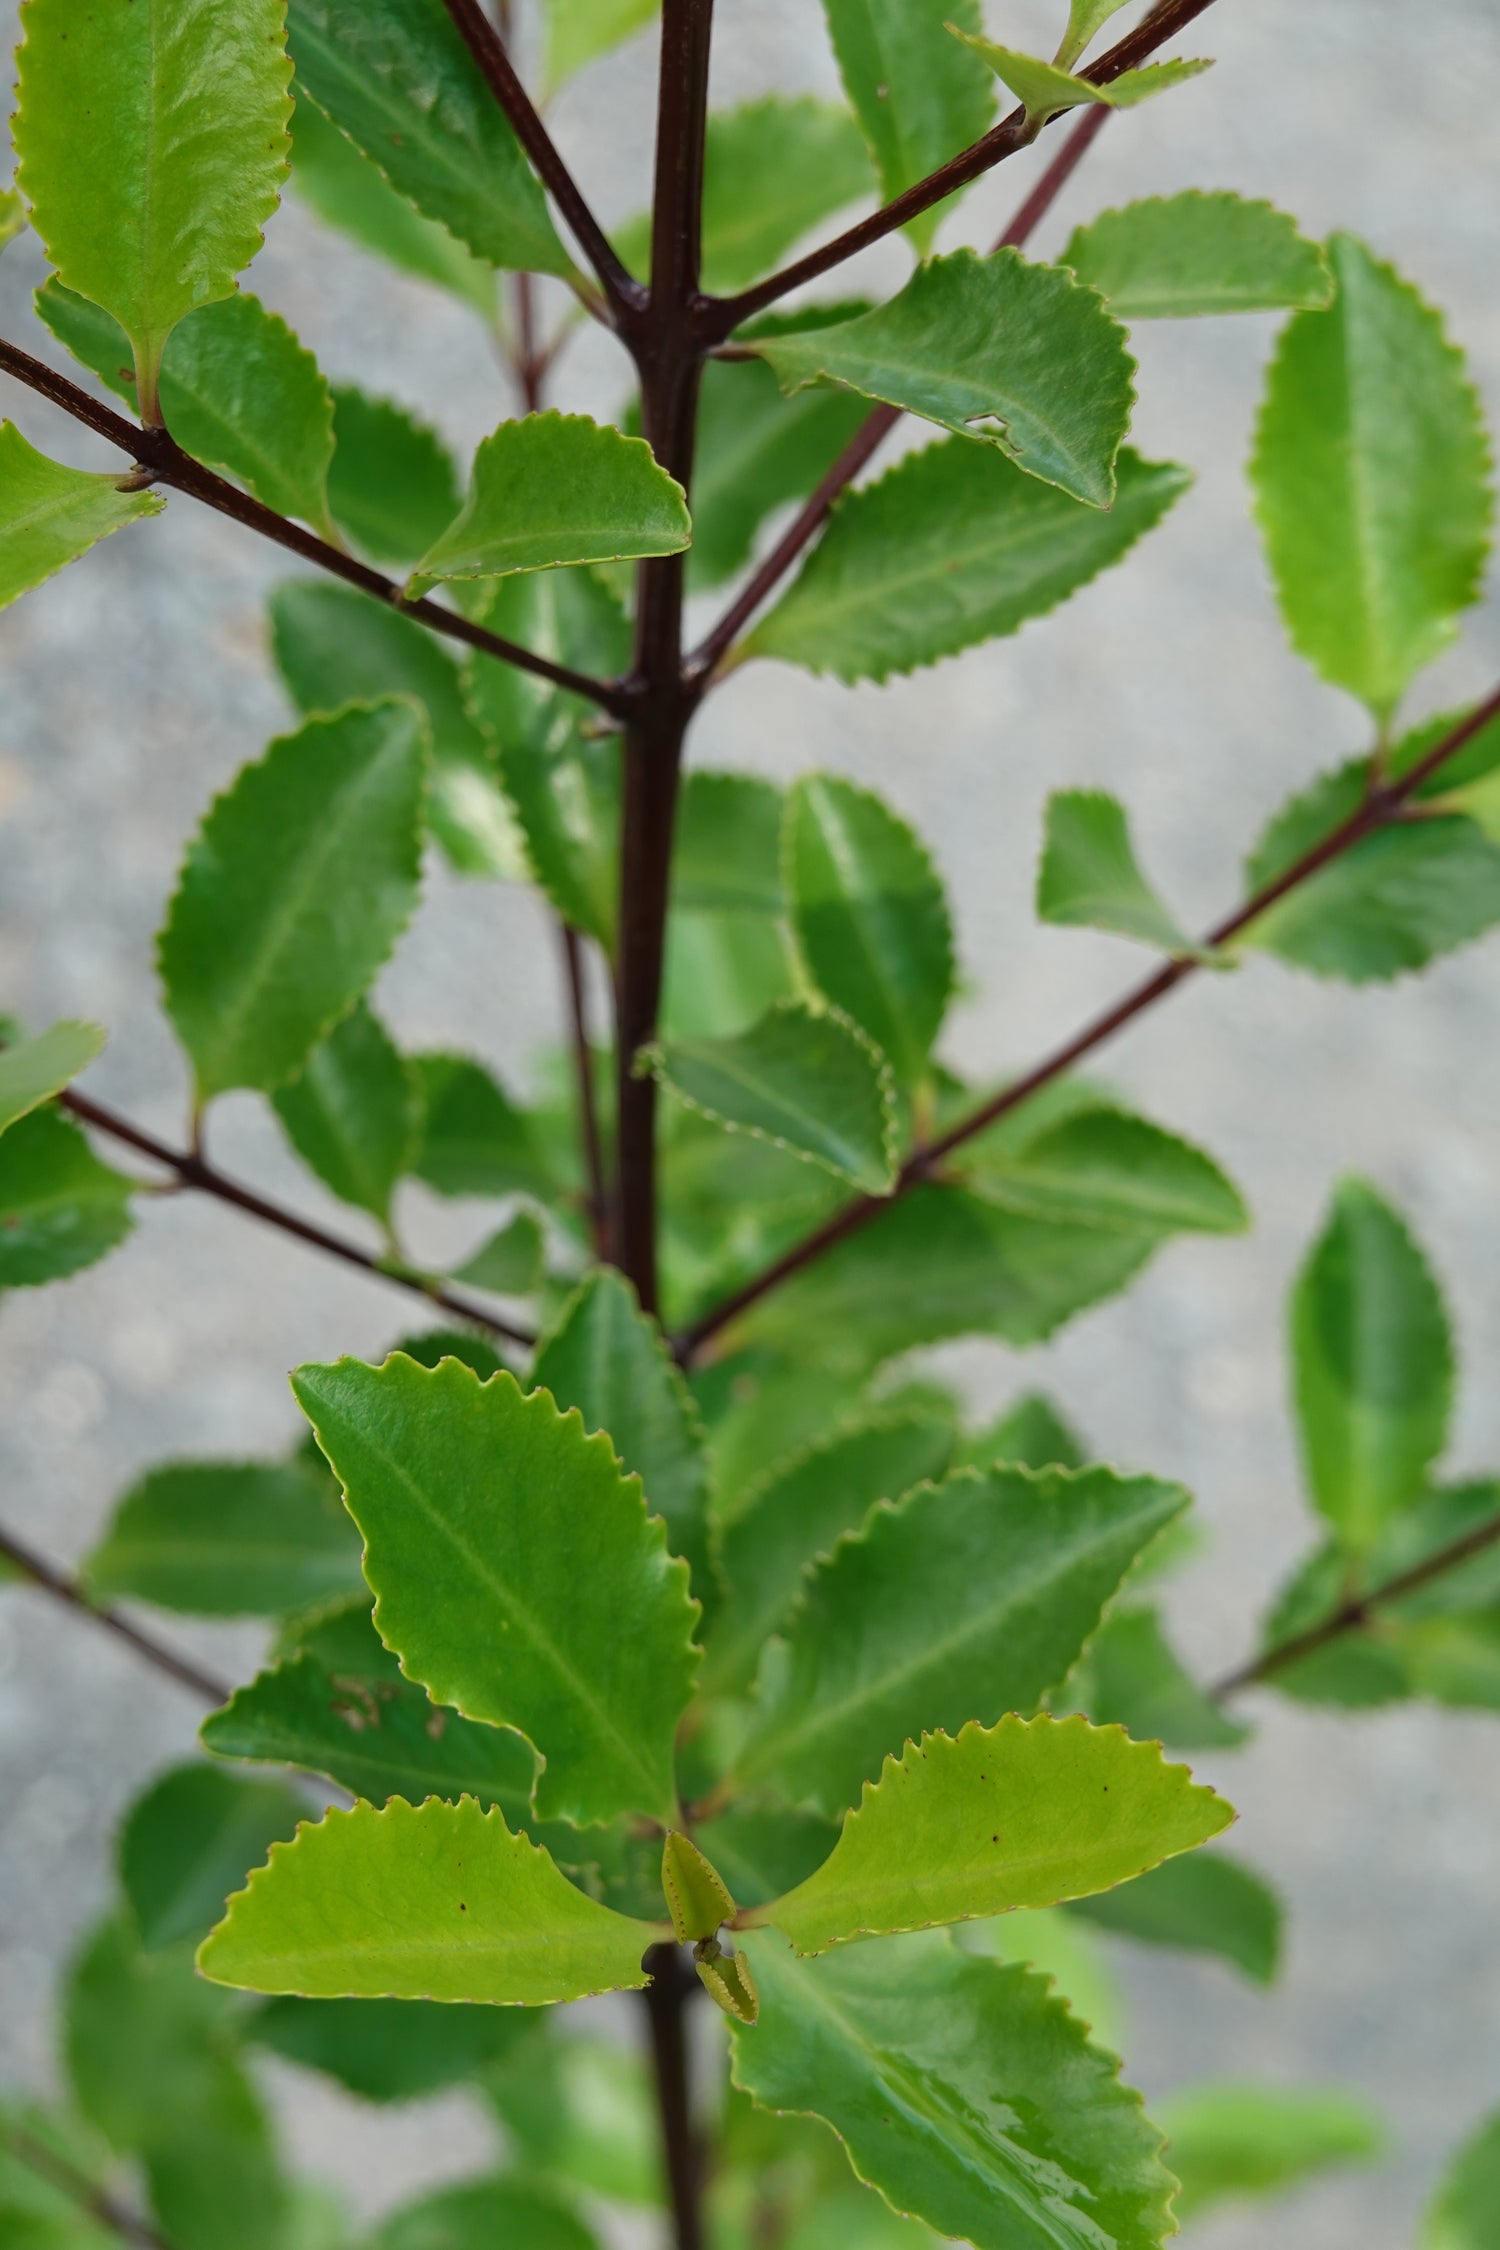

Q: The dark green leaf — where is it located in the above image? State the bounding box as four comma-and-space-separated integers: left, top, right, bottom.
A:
0, 1107, 133, 1289
664, 773, 798, 1039
690, 357, 871, 591
375, 2177, 602, 2250
328, 387, 462, 566
1157, 2082, 1384, 2218
955, 1392, 1085, 1473
1070, 1850, 1281, 1983
120, 1765, 305, 1952
962, 1106, 1247, 1236
0, 421, 164, 612
1068, 1604, 1246, 1749
1037, 789, 1201, 955
821, 0, 994, 254
1063, 193, 1331, 320
410, 1051, 557, 1202
701, 100, 874, 293
754, 251, 1135, 508
1424, 2110, 1500, 2250
0, 1021, 104, 1137
272, 1001, 418, 1223
486, 2030, 662, 2206
749, 442, 1189, 682
249, 1995, 532, 2104
85, 1458, 365, 1616
694, 1810, 840, 1913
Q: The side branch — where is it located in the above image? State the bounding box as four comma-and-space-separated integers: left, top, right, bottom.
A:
438, 0, 644, 320
2, 2122, 178, 2250
701, 0, 1219, 335
0, 1519, 231, 1706
61, 1089, 538, 1351
673, 680, 1500, 1361
0, 338, 630, 715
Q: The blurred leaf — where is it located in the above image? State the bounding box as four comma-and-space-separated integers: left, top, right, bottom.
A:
541, 0, 657, 91
690, 357, 870, 591
1069, 1604, 1247, 1749
1424, 2109, 1500, 2250
121, 1765, 305, 1952
328, 388, 462, 565
86, 1458, 365, 1617
701, 99, 873, 292
963, 1105, 1247, 1236
1063, 193, 1331, 319
452, 1211, 546, 1296
0, 1107, 133, 1289
821, 0, 994, 253
0, 421, 163, 613
1070, 1850, 1281, 1983
0, 1021, 104, 1137
410, 1051, 559, 1203
273, 1001, 419, 1224
1157, 2082, 1384, 2218
375, 2177, 602, 2250
955, 1392, 1085, 1473
1038, 789, 1202, 955
249, 1994, 533, 2104
663, 773, 798, 1040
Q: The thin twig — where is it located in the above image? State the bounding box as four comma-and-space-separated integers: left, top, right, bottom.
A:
1, 2122, 176, 2250
61, 1088, 537, 1351
0, 1522, 232, 1706
673, 680, 1500, 1361
1213, 1510, 1500, 1697
439, 0, 643, 321
0, 338, 630, 715
700, 0, 1219, 335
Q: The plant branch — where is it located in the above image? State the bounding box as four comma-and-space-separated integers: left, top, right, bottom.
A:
1, 2122, 177, 2250
0, 337, 630, 714
641, 1942, 705, 2250
686, 103, 1111, 684
60, 1088, 538, 1350
700, 0, 1219, 335
1213, 1509, 1500, 1698
0, 1520, 232, 1706
673, 680, 1500, 1361
439, 0, 644, 321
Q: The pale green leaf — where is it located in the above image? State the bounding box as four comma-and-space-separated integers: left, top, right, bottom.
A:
288, 0, 570, 278
376, 2178, 601, 2250
951, 33, 1211, 124
689, 356, 871, 592
1038, 789, 1201, 955
85, 1459, 365, 1616
410, 1051, 557, 1202
0, 1021, 104, 1136
748, 441, 1189, 682
0, 188, 24, 254
1291, 1178, 1453, 1552
1069, 1849, 1281, 1984
755, 250, 1134, 507
485, 2028, 661, 2206
15, 0, 291, 415
821, 0, 995, 254
121, 1765, 304, 1953
706, 1410, 955, 1699
1068, 1604, 1246, 1749
734, 1929, 1176, 2250
0, 421, 164, 612
1424, 2111, 1500, 2250
270, 578, 520, 881
1063, 193, 1331, 320
747, 1715, 1232, 1954
249, 1995, 530, 2105
1241, 755, 1500, 981
452, 1211, 546, 1296
963, 1106, 1248, 1237
785, 776, 953, 1091
532, 1267, 714, 1597
1251, 234, 1493, 720
159, 700, 428, 1100
1157, 2082, 1384, 2218
1058, 0, 1135, 68
663, 1832, 736, 1942
289, 87, 496, 317
651, 1000, 897, 1195
664, 773, 798, 1040
291, 1354, 700, 1826
956, 1392, 1085, 1474
412, 414, 690, 585
701, 100, 874, 294
542, 0, 657, 91
732, 1462, 1187, 1813
198, 1797, 662, 2003
0, 1106, 134, 1288
272, 1001, 418, 1223
329, 387, 462, 566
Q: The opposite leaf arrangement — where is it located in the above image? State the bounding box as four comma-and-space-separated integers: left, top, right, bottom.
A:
2, 2, 1499, 2249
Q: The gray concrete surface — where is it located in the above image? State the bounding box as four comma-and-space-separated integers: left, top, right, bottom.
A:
3, 1, 1500, 2243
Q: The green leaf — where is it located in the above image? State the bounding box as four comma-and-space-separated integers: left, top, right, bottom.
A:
747, 441, 1189, 682
700, 100, 873, 294
0, 189, 24, 254
289, 87, 496, 317
532, 1267, 714, 1596
754, 250, 1135, 508
732, 1462, 1187, 1813
270, 579, 520, 881
747, 1716, 1232, 1954
542, 0, 657, 91
486, 2029, 662, 2205
0, 1106, 133, 1289
1291, 1178, 1453, 1553
328, 387, 462, 566
1250, 234, 1493, 720
956, 1392, 1085, 1474
410, 1051, 557, 1202
159, 700, 427, 1100
663, 1832, 736, 1942
664, 773, 798, 1039
963, 1106, 1248, 1237
85, 1458, 365, 1616
1063, 193, 1331, 320
15, 0, 291, 417
1240, 756, 1500, 981
249, 1995, 530, 2104
1156, 2082, 1384, 2218
821, 0, 995, 254
199, 1798, 661, 2003
960, 1906, 1125, 2058
734, 1929, 1176, 2250
1058, 0, 1135, 68
951, 34, 1211, 124
412, 414, 690, 586
1038, 789, 1201, 956
1424, 2110, 1500, 2250
0, 1021, 104, 1136
1069, 1605, 1247, 1750
376, 2177, 602, 2250
288, 0, 569, 278
292, 1354, 700, 1826
271, 1001, 418, 1224
452, 1211, 546, 1296
689, 357, 871, 592
1069, 1850, 1280, 1983
785, 776, 953, 1091
707, 1410, 955, 1698
121, 1765, 305, 1952
0, 2105, 118, 2250
650, 1001, 897, 1196
0, 421, 164, 612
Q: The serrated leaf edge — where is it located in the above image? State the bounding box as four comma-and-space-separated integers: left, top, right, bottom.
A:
1061, 189, 1333, 317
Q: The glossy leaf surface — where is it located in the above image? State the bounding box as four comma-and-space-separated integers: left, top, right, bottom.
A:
755, 251, 1135, 508
1063, 193, 1330, 319
751, 1716, 1232, 1954
85, 1458, 365, 1616
0, 1021, 103, 1136
0, 1107, 134, 1288
1037, 790, 1198, 955
121, 1765, 304, 1952
0, 422, 163, 613
821, 0, 994, 253
292, 1355, 699, 1826
199, 1797, 661, 2003
1070, 1850, 1280, 1983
